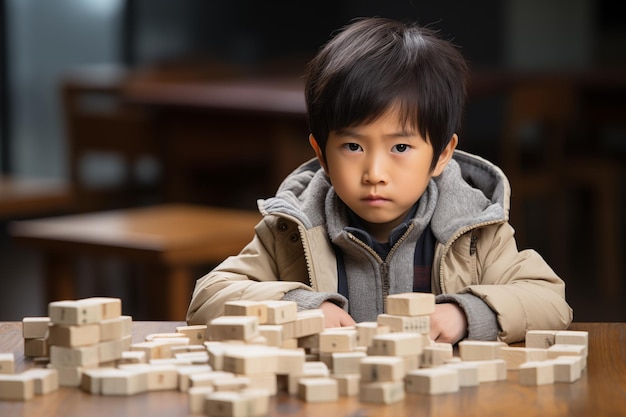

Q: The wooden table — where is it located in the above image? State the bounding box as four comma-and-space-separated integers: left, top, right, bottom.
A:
1, 321, 624, 417
0, 176, 71, 218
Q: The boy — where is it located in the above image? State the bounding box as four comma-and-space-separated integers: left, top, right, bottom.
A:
187, 17, 572, 344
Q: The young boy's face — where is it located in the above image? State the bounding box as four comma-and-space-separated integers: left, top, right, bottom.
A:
311, 108, 456, 242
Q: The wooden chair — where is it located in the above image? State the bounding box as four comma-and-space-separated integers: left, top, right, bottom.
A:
10, 204, 261, 320
501, 81, 622, 298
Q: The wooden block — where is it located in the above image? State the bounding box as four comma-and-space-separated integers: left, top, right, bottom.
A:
369, 332, 423, 356
298, 377, 338, 402
406, 368, 460, 394
359, 356, 405, 383
151, 338, 191, 358
23, 338, 49, 358
386, 292, 435, 316
96, 338, 127, 363
214, 376, 251, 392
244, 373, 278, 395
22, 317, 50, 339
444, 362, 480, 387
224, 300, 268, 324
0, 353, 15, 374
288, 361, 330, 395
259, 325, 283, 347
292, 309, 325, 338
189, 371, 237, 390
358, 380, 405, 404
402, 354, 421, 371
318, 329, 358, 353
49, 344, 99, 367
472, 359, 507, 382
275, 348, 305, 375
330, 351, 367, 375
48, 300, 102, 326
222, 347, 279, 375
118, 350, 146, 364
458, 340, 505, 361
552, 356, 583, 383
81, 367, 121, 394
421, 343, 453, 367
333, 374, 360, 396
176, 365, 214, 392
355, 322, 390, 347
21, 368, 59, 394
48, 323, 100, 348
204, 389, 270, 417
47, 363, 90, 387
81, 297, 122, 320
547, 344, 587, 359
209, 316, 260, 342
175, 324, 208, 345
174, 351, 210, 365
145, 364, 179, 391
0, 374, 35, 400
100, 368, 148, 396
519, 361, 555, 386
500, 347, 548, 370
145, 332, 186, 342
555, 331, 589, 347
262, 300, 298, 325
188, 386, 215, 413
99, 315, 132, 342
377, 314, 430, 334
525, 330, 558, 349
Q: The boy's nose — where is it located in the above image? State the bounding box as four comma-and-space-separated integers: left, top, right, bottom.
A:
362, 156, 388, 184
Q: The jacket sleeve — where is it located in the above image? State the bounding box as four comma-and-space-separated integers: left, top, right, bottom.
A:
186, 217, 312, 325
444, 222, 573, 343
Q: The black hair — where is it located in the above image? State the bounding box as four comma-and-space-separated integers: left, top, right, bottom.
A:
305, 17, 468, 171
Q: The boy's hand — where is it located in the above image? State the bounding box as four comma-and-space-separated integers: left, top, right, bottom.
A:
429, 302, 468, 344
320, 301, 356, 328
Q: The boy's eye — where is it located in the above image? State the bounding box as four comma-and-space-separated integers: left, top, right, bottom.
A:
392, 144, 410, 153
343, 143, 362, 152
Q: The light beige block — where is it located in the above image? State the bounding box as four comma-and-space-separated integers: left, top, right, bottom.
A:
118, 350, 147, 364
458, 340, 506, 361
386, 292, 435, 316
23, 338, 49, 358
174, 351, 210, 365
21, 368, 59, 394
0, 353, 15, 374
259, 325, 283, 347
359, 356, 405, 383
22, 317, 50, 339
81, 367, 121, 394
377, 314, 430, 334
188, 386, 215, 413
48, 363, 91, 387
319, 329, 358, 353
245, 373, 278, 395
48, 323, 100, 348
204, 389, 270, 417
50, 344, 99, 367
81, 297, 122, 320
99, 338, 125, 363
444, 362, 480, 387
100, 368, 148, 396
145, 332, 185, 342
298, 377, 338, 402
547, 344, 587, 359
525, 330, 558, 349
209, 316, 260, 342
292, 309, 325, 338
175, 325, 208, 345
275, 348, 305, 375
355, 322, 390, 347
555, 330, 589, 347
330, 351, 367, 375
500, 346, 548, 370
0, 374, 35, 400
99, 316, 132, 342
176, 365, 214, 392
369, 332, 423, 356
288, 361, 330, 395
406, 368, 460, 395
48, 300, 102, 326
552, 356, 583, 383
263, 300, 298, 325
519, 361, 554, 386
224, 300, 268, 324
473, 359, 507, 382
222, 347, 278, 375
359, 380, 405, 404
189, 371, 236, 390
421, 343, 453, 367
333, 374, 360, 396
214, 376, 251, 392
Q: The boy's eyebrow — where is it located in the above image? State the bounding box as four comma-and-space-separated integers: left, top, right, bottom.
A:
334, 127, 418, 138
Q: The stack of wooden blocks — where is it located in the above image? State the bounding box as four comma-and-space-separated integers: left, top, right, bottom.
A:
0, 293, 588, 417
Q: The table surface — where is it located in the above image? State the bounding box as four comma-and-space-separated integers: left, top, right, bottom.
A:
1, 321, 624, 417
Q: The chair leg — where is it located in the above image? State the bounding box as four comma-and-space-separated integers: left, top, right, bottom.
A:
166, 266, 193, 322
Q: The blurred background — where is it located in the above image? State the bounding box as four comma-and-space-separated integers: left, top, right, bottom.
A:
0, 0, 624, 322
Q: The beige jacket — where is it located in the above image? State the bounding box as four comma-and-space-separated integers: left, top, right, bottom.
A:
187, 152, 573, 343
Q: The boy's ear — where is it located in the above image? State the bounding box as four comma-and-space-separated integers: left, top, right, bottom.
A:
309, 134, 328, 173
431, 134, 458, 177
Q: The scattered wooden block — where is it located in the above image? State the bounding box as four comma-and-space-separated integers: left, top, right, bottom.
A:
259, 325, 283, 347
369, 332, 423, 356
458, 340, 505, 361
298, 377, 338, 402
525, 330, 557, 349
377, 314, 430, 334
547, 344, 587, 359
386, 292, 435, 316
552, 356, 583, 383
188, 385, 215, 413
359, 356, 405, 383
288, 362, 330, 395
330, 351, 367, 375
99, 316, 132, 342
500, 346, 548, 370
118, 350, 146, 364
473, 359, 507, 382
292, 309, 325, 338
176, 365, 214, 392
275, 348, 305, 375
421, 343, 453, 367
48, 323, 100, 347
355, 322, 389, 347
0, 373, 35, 400
23, 337, 49, 358
519, 361, 554, 386
555, 331, 589, 348
318, 329, 358, 353
49, 300, 102, 326
22, 317, 50, 339
359, 380, 405, 404
49, 344, 100, 367
222, 347, 279, 375
175, 325, 208, 345
333, 374, 360, 396
406, 367, 460, 394
444, 362, 480, 387
214, 376, 251, 392
21, 368, 59, 394
209, 316, 260, 342
224, 300, 268, 324
48, 364, 88, 387
99, 368, 148, 396
83, 297, 122, 320
204, 389, 270, 417
0, 352, 15, 374
263, 300, 298, 325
